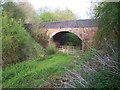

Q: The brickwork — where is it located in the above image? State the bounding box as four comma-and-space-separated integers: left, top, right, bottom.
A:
46, 27, 97, 50
24, 19, 98, 50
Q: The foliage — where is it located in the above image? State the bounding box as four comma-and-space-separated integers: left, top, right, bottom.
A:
46, 48, 100, 88
46, 42, 57, 55
54, 9, 76, 21
2, 12, 45, 66
39, 9, 76, 22
18, 1, 37, 23
93, 2, 119, 51
81, 49, 120, 88
86, 70, 120, 88
61, 33, 82, 46
39, 11, 57, 22
93, 2, 120, 75
2, 54, 73, 88
28, 23, 49, 48
2, 1, 37, 23
2, 2, 26, 22
68, 48, 98, 70
79, 48, 98, 61
60, 48, 120, 88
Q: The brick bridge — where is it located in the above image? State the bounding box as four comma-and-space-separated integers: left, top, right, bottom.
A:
24, 19, 98, 50
42, 19, 98, 50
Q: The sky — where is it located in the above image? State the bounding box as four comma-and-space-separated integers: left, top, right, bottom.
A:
28, 0, 95, 19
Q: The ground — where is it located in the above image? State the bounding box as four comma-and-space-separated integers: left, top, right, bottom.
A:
2, 49, 120, 88
2, 53, 73, 88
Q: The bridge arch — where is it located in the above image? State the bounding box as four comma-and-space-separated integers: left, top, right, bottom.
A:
49, 30, 83, 41
51, 31, 82, 49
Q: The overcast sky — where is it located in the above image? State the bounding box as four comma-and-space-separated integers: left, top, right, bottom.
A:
28, 0, 95, 19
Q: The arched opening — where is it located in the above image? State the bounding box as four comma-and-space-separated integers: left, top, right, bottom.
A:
52, 31, 82, 49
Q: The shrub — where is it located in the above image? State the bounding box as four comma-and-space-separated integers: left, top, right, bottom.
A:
46, 43, 57, 55
86, 70, 120, 88
2, 12, 45, 66
93, 2, 119, 53
28, 23, 49, 48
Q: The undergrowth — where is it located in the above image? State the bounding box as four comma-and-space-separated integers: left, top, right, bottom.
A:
2, 53, 73, 88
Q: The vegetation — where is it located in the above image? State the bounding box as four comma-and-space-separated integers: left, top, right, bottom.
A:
42, 2, 120, 88
2, 2, 26, 22
60, 33, 82, 46
91, 3, 120, 88
54, 9, 76, 21
67, 48, 98, 70
2, 12, 45, 66
39, 9, 76, 22
59, 2, 120, 88
2, 1, 36, 23
86, 70, 120, 88
93, 2, 119, 51
63, 2, 120, 88
2, 1, 45, 66
39, 11, 57, 22
2, 1, 119, 89
2, 54, 73, 88
18, 1, 36, 23
93, 2, 120, 71
46, 48, 120, 88
46, 42, 57, 55
28, 23, 49, 48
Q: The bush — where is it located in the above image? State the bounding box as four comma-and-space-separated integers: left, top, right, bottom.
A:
2, 12, 45, 66
28, 23, 49, 48
46, 43, 57, 55
93, 2, 119, 53
86, 70, 120, 88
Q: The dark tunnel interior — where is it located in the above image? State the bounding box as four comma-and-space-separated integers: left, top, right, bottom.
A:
52, 31, 82, 49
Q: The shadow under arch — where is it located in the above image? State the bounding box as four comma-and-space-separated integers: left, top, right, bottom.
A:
51, 31, 82, 49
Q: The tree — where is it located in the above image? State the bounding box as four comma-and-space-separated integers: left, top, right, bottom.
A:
93, 2, 119, 50
29, 23, 49, 48
39, 11, 57, 22
2, 2, 26, 22
2, 12, 45, 66
2, 1, 36, 23
54, 9, 76, 21
60, 33, 82, 46
93, 2, 120, 68
18, 0, 36, 23
39, 8, 76, 22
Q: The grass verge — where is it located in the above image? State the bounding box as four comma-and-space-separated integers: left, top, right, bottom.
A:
2, 53, 73, 88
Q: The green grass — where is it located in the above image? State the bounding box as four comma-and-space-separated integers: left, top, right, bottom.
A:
2, 53, 73, 88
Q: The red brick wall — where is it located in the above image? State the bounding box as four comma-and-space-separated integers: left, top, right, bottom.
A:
46, 27, 97, 50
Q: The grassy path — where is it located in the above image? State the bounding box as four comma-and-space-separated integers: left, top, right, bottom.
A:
2, 53, 73, 88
